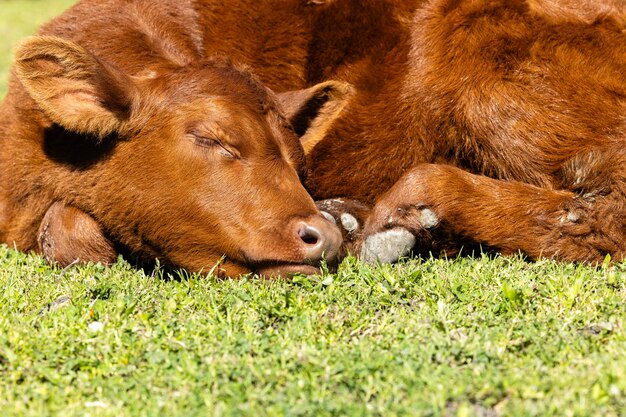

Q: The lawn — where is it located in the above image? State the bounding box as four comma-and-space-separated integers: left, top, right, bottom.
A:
1, 1, 626, 416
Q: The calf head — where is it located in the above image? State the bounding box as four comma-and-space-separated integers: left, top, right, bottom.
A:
14, 36, 351, 277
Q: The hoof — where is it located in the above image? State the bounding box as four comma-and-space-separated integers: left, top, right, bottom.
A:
418, 208, 439, 229
360, 228, 416, 264
339, 213, 359, 233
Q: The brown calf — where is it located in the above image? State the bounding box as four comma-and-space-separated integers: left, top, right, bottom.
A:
0, 1, 351, 276
4, 0, 626, 272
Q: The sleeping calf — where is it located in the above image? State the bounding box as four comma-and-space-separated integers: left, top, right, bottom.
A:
6, 0, 626, 273
0, 0, 349, 276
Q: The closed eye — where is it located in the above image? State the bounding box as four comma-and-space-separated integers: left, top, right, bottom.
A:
191, 134, 237, 159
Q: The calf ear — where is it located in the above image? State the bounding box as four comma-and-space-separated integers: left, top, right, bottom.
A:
14, 36, 136, 138
278, 81, 353, 154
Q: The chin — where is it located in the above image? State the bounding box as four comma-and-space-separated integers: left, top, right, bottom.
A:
253, 263, 322, 278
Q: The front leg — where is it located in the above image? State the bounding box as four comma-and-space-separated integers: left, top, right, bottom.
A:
315, 198, 371, 259
315, 197, 421, 263
38, 201, 118, 267
362, 163, 626, 264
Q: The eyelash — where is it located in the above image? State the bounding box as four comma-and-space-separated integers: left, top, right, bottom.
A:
192, 134, 236, 159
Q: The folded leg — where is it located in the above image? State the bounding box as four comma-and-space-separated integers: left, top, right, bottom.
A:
315, 198, 371, 258
361, 163, 626, 264
38, 202, 118, 267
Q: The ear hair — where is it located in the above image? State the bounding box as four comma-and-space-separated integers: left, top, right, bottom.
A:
14, 36, 136, 138
279, 81, 353, 154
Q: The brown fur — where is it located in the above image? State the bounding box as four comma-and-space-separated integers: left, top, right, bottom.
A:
38, 202, 117, 267
0, 0, 353, 276
3, 0, 626, 270
303, 0, 626, 263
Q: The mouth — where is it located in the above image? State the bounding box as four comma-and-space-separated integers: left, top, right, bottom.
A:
253, 262, 322, 278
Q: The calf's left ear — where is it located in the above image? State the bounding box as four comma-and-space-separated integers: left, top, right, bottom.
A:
14, 36, 137, 138
278, 81, 353, 154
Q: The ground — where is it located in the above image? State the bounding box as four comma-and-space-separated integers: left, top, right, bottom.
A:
1, 1, 625, 416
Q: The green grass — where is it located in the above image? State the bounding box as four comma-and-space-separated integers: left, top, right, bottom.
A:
1, 1, 626, 416
1, 247, 625, 416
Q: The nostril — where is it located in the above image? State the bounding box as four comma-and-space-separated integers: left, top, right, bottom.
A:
299, 225, 322, 246
293, 218, 342, 263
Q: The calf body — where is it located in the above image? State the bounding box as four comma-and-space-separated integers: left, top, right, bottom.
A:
305, 0, 626, 263
3, 0, 626, 272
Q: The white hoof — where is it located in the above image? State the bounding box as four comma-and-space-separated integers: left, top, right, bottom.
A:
321, 211, 337, 225
340, 213, 359, 233
419, 208, 439, 229
360, 228, 416, 264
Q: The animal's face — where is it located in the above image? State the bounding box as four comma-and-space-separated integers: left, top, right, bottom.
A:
14, 36, 351, 276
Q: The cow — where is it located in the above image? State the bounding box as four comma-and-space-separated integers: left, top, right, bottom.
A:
0, 0, 353, 277
4, 0, 626, 274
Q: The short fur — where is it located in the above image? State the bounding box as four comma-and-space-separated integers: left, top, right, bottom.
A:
0, 0, 350, 276
2, 0, 626, 271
